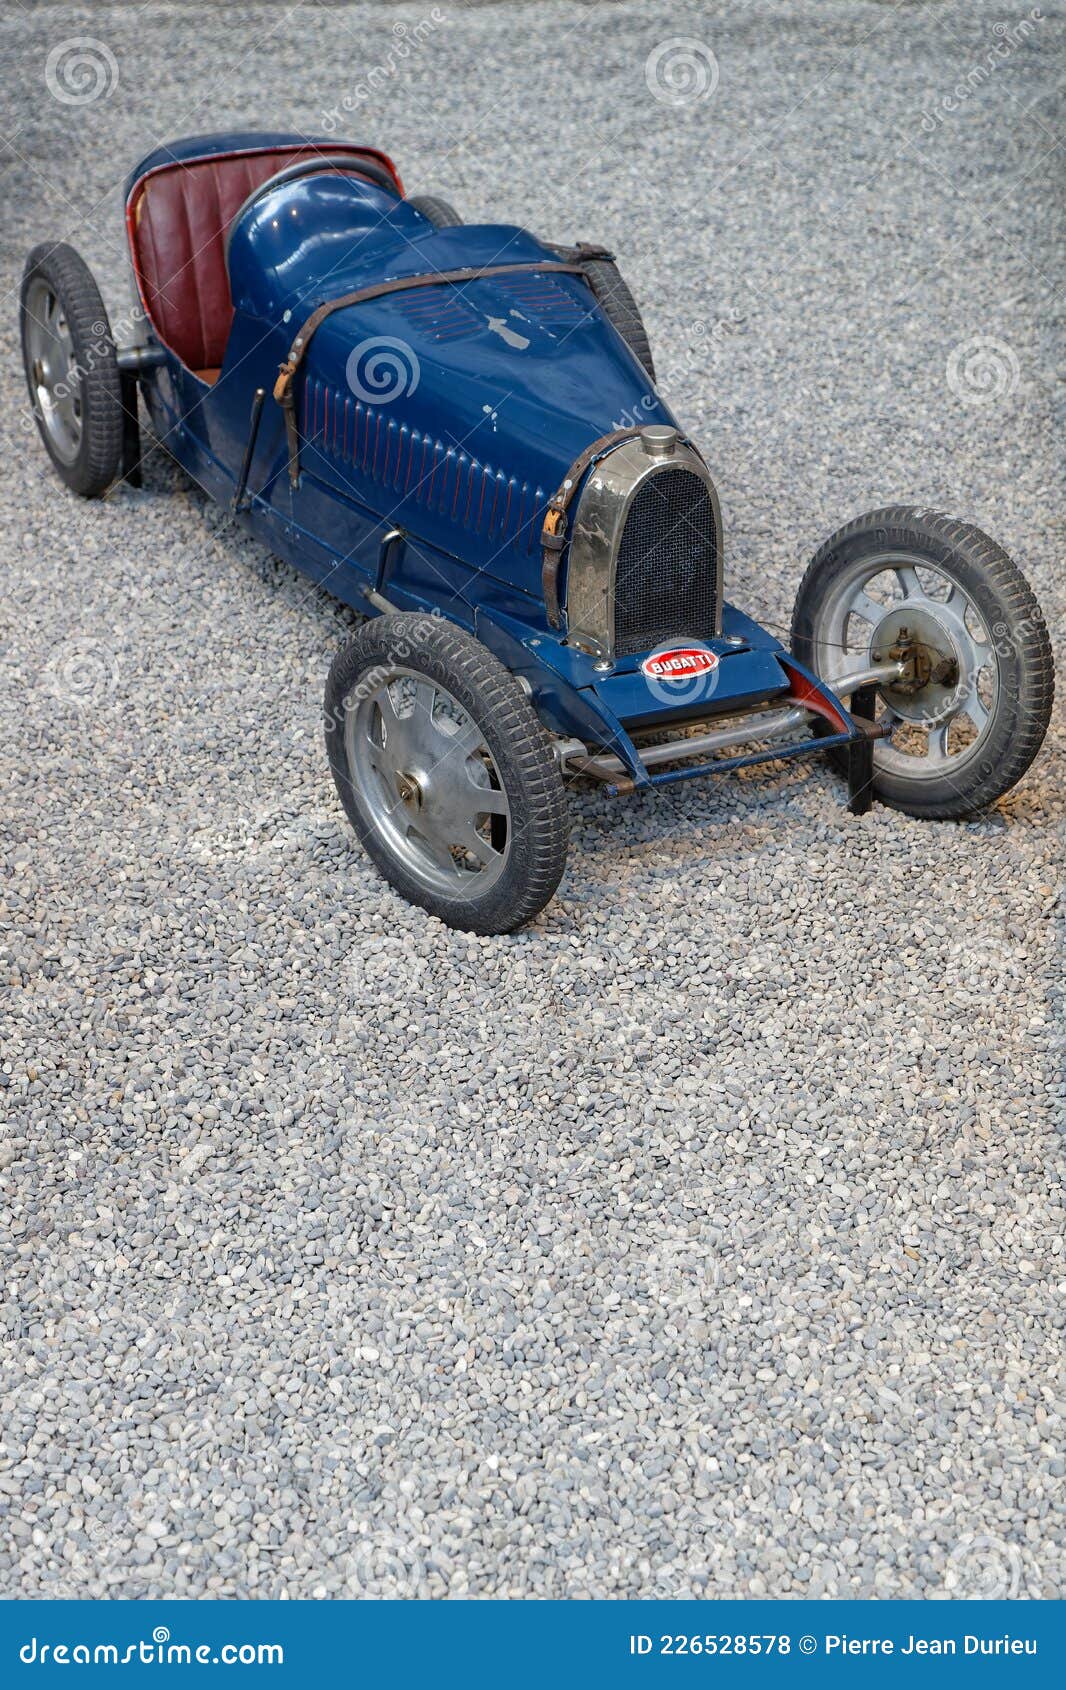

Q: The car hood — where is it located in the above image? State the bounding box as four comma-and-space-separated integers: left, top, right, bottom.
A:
227, 172, 678, 589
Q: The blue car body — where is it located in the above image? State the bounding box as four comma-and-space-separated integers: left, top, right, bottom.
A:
123, 131, 863, 786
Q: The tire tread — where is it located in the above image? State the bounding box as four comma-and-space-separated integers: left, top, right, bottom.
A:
325, 615, 568, 932
21, 242, 123, 498
791, 505, 1054, 817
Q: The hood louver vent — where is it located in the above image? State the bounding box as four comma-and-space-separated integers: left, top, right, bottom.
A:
304, 377, 547, 556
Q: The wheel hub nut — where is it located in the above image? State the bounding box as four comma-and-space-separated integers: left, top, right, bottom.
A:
878, 626, 960, 694
396, 772, 422, 808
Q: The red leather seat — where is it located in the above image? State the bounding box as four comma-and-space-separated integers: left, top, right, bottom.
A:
128, 144, 400, 376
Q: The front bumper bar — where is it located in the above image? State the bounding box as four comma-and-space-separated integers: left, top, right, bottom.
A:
560, 658, 897, 815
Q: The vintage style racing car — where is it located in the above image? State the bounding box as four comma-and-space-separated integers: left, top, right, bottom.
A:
21, 131, 1054, 932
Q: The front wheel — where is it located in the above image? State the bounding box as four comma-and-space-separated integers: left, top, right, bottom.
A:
791, 506, 1053, 818
325, 615, 569, 933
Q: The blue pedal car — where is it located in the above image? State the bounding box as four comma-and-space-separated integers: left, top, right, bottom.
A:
21, 131, 1054, 931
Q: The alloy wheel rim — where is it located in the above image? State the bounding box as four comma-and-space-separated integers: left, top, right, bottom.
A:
345, 666, 512, 898
814, 550, 999, 782
25, 279, 82, 465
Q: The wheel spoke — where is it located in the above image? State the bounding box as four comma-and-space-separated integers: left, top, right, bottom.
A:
375, 687, 402, 731
464, 782, 508, 817
965, 692, 989, 733
893, 564, 924, 601
454, 822, 500, 865
374, 690, 411, 760
953, 589, 989, 646
849, 589, 885, 627
927, 722, 950, 762
364, 729, 388, 767
56, 386, 78, 430
944, 582, 966, 613
408, 822, 463, 877
433, 720, 485, 766
411, 679, 436, 719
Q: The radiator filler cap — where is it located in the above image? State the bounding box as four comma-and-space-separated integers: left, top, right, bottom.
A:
639, 425, 678, 458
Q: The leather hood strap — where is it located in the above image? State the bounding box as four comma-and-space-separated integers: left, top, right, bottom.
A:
273, 257, 605, 406
271, 247, 614, 488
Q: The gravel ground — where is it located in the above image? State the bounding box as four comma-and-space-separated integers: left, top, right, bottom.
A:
1, 0, 1063, 1600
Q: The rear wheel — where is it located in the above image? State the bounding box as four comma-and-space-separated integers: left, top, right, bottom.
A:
791, 506, 1054, 817
20, 242, 123, 497
325, 615, 569, 933
407, 193, 462, 228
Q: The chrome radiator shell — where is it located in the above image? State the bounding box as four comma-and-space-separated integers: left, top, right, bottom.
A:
564, 429, 722, 660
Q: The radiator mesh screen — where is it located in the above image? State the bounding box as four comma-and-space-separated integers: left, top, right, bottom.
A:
613, 467, 718, 657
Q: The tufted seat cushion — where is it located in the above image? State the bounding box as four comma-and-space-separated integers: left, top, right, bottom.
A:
127, 143, 401, 374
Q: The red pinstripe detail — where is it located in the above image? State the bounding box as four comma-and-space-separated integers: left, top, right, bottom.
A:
462, 458, 477, 528
778, 659, 850, 731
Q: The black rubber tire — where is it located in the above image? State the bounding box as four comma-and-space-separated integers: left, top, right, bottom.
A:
582, 258, 656, 383
407, 193, 462, 228
544, 242, 655, 382
791, 506, 1054, 818
20, 242, 123, 497
325, 614, 569, 933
